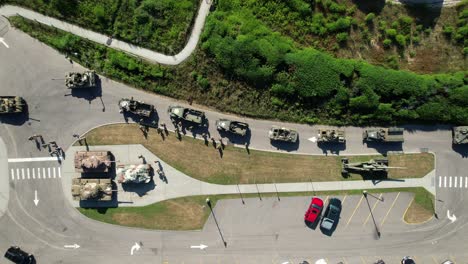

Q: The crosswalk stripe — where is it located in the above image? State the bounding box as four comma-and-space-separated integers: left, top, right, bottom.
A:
16, 168, 20, 180
58, 167, 61, 178
449, 177, 452, 188
43, 168, 46, 179
48, 167, 51, 178
21, 168, 25, 180
53, 167, 56, 178
466, 177, 468, 188
27, 168, 30, 179
460, 177, 463, 188
10, 168, 14, 180
444, 176, 447, 187
37, 168, 41, 179
455, 177, 457, 188
439, 176, 441, 188
32, 168, 35, 179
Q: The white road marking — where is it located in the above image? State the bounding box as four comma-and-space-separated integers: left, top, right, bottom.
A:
308, 137, 317, 143
466, 177, 468, 188
47, 167, 51, 178
37, 168, 41, 179
16, 168, 19, 180
53, 167, 56, 178
444, 176, 447, 187
10, 168, 14, 180
8, 157, 62, 163
0, 38, 9, 48
439, 176, 441, 188
449, 177, 452, 188
58, 167, 61, 178
455, 177, 457, 188
42, 168, 46, 179
32, 168, 35, 179
27, 168, 30, 179
460, 177, 463, 188
21, 168, 25, 180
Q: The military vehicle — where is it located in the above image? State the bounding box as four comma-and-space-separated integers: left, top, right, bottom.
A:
215, 119, 249, 136
317, 129, 346, 143
65, 70, 96, 89
362, 127, 404, 143
341, 158, 404, 175
268, 126, 298, 143
117, 164, 152, 184
118, 97, 154, 117
168, 105, 205, 125
74, 151, 111, 173
0, 96, 26, 114
452, 126, 468, 144
71, 178, 112, 201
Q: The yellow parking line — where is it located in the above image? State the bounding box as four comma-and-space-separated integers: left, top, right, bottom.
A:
360, 256, 366, 264
346, 195, 364, 228
341, 195, 348, 205
363, 193, 382, 226
381, 192, 400, 227
431, 256, 438, 264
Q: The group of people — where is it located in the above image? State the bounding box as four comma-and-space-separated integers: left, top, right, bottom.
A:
28, 134, 64, 156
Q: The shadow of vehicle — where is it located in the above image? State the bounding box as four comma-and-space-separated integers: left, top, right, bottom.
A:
352, 0, 385, 14
121, 178, 156, 197
452, 144, 468, 158
403, 124, 452, 133
218, 128, 252, 146
305, 219, 320, 230
364, 141, 403, 156
0, 104, 29, 126
270, 137, 300, 152
70, 77, 102, 100
124, 108, 160, 126
317, 142, 346, 155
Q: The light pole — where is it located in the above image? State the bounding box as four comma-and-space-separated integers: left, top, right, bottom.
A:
362, 190, 381, 239
206, 198, 227, 247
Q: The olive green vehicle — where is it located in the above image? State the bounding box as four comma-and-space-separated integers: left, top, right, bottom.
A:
341, 158, 404, 176
74, 151, 112, 173
268, 126, 298, 143
362, 127, 404, 143
317, 129, 346, 143
168, 105, 205, 125
71, 178, 112, 201
0, 96, 26, 114
65, 70, 96, 89
452, 126, 468, 144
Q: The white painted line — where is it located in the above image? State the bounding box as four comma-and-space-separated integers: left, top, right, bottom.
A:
32, 168, 35, 179
58, 167, 61, 178
449, 177, 452, 188
455, 177, 457, 188
466, 177, 468, 188
53, 167, 56, 178
27, 168, 30, 179
444, 176, 447, 188
0, 38, 9, 48
460, 177, 463, 188
439, 176, 441, 188
10, 168, 14, 180
16, 168, 19, 180
21, 168, 25, 180
42, 168, 46, 179
37, 168, 41, 179
47, 167, 51, 178
8, 157, 62, 163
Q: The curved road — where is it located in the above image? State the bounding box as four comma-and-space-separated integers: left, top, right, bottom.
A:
0, 11, 467, 264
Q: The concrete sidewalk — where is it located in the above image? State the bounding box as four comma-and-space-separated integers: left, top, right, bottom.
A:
61, 144, 436, 207
0, 0, 212, 65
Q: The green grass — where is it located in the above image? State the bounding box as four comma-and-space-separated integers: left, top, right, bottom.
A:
78, 187, 434, 230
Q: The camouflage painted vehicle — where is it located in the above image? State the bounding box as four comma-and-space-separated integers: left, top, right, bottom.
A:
0, 96, 26, 114
268, 126, 298, 143
317, 129, 346, 143
215, 119, 249, 136
65, 70, 96, 89
341, 158, 404, 176
117, 164, 152, 184
71, 178, 112, 201
168, 105, 205, 125
362, 128, 404, 143
452, 126, 468, 144
74, 151, 111, 173
118, 97, 154, 117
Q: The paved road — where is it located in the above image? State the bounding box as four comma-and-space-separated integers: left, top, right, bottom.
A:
0, 22, 467, 264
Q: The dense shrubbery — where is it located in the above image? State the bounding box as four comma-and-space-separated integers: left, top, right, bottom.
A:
6, 0, 199, 53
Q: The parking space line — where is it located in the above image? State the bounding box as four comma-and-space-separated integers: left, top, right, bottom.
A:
431, 256, 438, 264
363, 193, 382, 226
341, 195, 347, 205
346, 195, 364, 228
324, 195, 329, 205
380, 192, 400, 227
360, 256, 366, 264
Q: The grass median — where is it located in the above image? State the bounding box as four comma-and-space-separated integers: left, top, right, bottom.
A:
78, 187, 434, 230
81, 124, 434, 184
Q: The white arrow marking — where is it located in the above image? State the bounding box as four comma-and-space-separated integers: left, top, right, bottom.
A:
33, 190, 39, 206
190, 244, 208, 250
0, 38, 9, 48
447, 210, 457, 223
64, 244, 80, 249
130, 242, 141, 255
308, 137, 317, 143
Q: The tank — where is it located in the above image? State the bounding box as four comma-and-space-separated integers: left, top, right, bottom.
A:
74, 151, 111, 173
71, 178, 112, 201
317, 129, 346, 143
453, 126, 468, 144
65, 70, 96, 89
363, 127, 404, 142
268, 126, 298, 143
117, 164, 152, 184
0, 96, 26, 114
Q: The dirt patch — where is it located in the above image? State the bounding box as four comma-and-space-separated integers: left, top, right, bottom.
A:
404, 199, 434, 224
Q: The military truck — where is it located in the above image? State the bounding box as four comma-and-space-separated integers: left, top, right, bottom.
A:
65, 70, 96, 89
215, 119, 249, 136
362, 128, 404, 143
341, 158, 404, 176
117, 164, 152, 184
452, 126, 468, 144
268, 126, 298, 143
317, 129, 346, 143
168, 105, 205, 125
71, 178, 112, 201
0, 96, 26, 114
74, 151, 111, 173
118, 97, 154, 117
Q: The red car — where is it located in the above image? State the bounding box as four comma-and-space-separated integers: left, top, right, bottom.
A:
304, 197, 324, 224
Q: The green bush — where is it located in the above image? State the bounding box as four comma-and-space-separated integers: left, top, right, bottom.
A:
386, 28, 397, 37
383, 39, 392, 48
365, 13, 375, 23
336, 32, 348, 43
395, 34, 406, 46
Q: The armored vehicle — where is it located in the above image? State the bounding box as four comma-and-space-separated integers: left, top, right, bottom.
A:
168, 105, 205, 125
317, 129, 346, 143
0, 96, 26, 114
71, 178, 112, 201
118, 97, 154, 117
117, 164, 152, 184
363, 127, 404, 143
74, 151, 111, 173
65, 70, 96, 89
341, 158, 404, 175
452, 126, 468, 144
268, 126, 298, 143
216, 119, 249, 136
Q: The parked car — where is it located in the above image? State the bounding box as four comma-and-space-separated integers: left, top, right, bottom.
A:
4, 246, 34, 264
441, 261, 454, 264
320, 198, 342, 231
401, 256, 415, 264
304, 197, 323, 224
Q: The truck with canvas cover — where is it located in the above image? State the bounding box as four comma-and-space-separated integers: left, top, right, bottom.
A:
362, 128, 404, 142
0, 96, 26, 114
117, 164, 152, 184
453, 126, 468, 144
168, 105, 205, 125
317, 129, 346, 143
215, 119, 249, 136
74, 151, 111, 173
65, 70, 96, 89
71, 178, 112, 201
118, 97, 154, 117
268, 126, 298, 143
